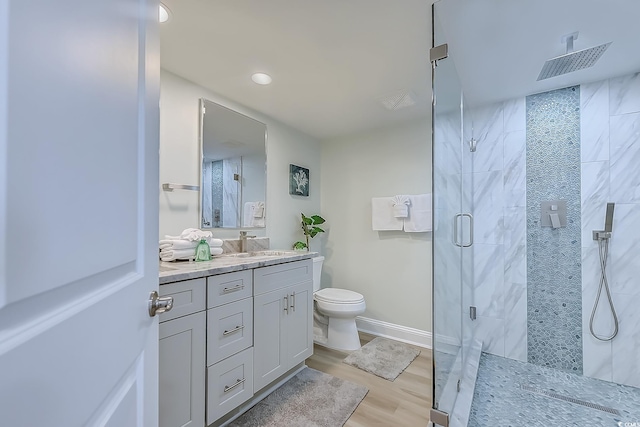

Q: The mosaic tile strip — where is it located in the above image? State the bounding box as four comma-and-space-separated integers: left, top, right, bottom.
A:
469, 353, 640, 427
211, 160, 224, 227
526, 86, 583, 373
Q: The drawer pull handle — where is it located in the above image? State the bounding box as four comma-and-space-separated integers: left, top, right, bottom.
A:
222, 284, 244, 294
222, 325, 244, 336
290, 292, 295, 312
283, 295, 289, 313
223, 378, 246, 393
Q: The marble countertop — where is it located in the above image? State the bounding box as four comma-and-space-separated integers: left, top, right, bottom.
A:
159, 251, 317, 285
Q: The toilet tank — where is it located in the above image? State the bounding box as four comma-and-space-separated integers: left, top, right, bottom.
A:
312, 256, 324, 292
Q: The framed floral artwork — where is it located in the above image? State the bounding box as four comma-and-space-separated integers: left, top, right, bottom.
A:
289, 164, 309, 196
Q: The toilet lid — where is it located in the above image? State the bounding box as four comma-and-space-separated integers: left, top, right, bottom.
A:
315, 288, 364, 304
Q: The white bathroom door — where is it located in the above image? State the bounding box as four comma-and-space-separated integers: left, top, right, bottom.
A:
0, 0, 160, 426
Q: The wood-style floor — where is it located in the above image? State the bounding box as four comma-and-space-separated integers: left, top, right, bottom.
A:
305, 333, 433, 427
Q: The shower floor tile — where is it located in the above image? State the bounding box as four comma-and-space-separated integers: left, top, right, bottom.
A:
469, 352, 640, 427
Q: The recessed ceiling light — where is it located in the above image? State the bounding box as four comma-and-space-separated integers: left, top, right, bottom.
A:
251, 73, 272, 85
159, 4, 170, 23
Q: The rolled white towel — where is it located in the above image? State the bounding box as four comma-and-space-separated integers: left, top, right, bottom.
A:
160, 246, 223, 262
164, 228, 214, 242
159, 238, 223, 250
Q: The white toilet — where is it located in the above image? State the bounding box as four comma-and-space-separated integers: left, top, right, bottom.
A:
312, 256, 366, 351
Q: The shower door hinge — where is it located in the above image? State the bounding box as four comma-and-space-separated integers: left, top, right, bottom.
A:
430, 43, 449, 64
430, 408, 450, 427
470, 306, 477, 321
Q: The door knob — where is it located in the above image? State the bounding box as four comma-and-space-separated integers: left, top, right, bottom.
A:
148, 291, 174, 317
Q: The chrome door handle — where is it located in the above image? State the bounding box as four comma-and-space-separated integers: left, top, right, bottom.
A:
290, 292, 295, 312
148, 291, 173, 317
284, 295, 289, 314
461, 213, 474, 247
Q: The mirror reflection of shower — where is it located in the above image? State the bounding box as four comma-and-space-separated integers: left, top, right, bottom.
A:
590, 202, 619, 341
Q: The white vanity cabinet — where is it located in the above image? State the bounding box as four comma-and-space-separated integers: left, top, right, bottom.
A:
159, 256, 314, 427
159, 278, 207, 427
253, 259, 313, 391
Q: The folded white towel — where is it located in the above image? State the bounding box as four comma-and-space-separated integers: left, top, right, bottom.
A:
391, 195, 410, 218
404, 194, 432, 232
160, 246, 223, 262
243, 202, 266, 228
253, 201, 265, 218
243, 202, 255, 227
372, 197, 404, 231
159, 238, 223, 249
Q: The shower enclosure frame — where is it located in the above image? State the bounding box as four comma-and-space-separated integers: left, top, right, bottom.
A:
430, 2, 474, 425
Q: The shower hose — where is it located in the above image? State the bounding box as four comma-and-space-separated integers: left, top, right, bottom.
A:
589, 237, 619, 341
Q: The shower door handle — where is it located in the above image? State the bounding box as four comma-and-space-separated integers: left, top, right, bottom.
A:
453, 213, 474, 247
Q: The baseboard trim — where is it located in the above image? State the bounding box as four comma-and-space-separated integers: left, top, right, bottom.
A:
355, 316, 432, 349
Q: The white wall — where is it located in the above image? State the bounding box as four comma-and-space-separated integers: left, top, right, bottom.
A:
320, 119, 432, 332
160, 70, 321, 248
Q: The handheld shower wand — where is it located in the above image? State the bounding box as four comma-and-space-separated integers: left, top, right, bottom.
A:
590, 203, 619, 341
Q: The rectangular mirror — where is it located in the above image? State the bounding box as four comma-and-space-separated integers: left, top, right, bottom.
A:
200, 98, 267, 229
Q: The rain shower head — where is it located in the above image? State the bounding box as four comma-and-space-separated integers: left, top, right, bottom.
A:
537, 33, 612, 81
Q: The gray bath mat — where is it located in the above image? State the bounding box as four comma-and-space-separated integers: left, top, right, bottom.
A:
228, 367, 368, 427
343, 337, 420, 381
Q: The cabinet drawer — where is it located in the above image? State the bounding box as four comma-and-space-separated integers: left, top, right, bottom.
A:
207, 347, 254, 425
253, 259, 312, 295
207, 270, 253, 308
207, 298, 253, 366
159, 278, 206, 322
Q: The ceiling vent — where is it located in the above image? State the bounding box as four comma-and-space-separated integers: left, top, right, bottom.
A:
380, 90, 417, 111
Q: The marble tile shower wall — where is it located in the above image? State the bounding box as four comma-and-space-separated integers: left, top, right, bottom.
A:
580, 72, 640, 388
461, 72, 640, 388
464, 98, 528, 362
433, 72, 640, 390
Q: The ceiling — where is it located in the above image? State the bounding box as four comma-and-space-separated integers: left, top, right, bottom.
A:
160, 0, 640, 140
436, 0, 640, 109
160, 0, 432, 141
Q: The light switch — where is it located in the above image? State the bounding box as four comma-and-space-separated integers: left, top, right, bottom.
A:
551, 205, 558, 211
550, 213, 561, 228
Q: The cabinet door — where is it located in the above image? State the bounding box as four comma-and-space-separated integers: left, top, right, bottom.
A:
253, 289, 287, 392
286, 281, 314, 365
159, 312, 206, 427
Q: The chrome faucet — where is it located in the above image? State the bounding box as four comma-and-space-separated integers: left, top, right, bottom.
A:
239, 231, 256, 252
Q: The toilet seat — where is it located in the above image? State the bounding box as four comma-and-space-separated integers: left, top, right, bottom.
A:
315, 288, 364, 304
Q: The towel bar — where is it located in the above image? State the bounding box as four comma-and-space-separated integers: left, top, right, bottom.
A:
162, 183, 200, 192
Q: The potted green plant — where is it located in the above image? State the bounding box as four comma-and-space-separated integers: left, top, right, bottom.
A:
293, 213, 325, 251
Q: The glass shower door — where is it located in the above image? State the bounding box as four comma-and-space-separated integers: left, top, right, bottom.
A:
431, 2, 472, 422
